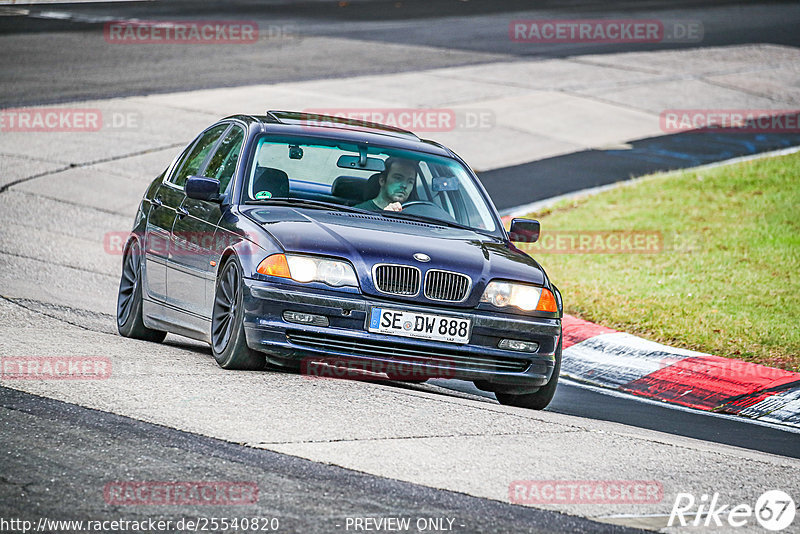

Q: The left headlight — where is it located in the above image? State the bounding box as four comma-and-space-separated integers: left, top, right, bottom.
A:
480, 281, 558, 312
257, 254, 359, 288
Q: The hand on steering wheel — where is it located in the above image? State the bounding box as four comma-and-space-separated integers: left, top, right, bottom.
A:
384, 202, 403, 211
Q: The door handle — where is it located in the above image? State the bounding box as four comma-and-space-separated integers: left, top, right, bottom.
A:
177, 206, 189, 218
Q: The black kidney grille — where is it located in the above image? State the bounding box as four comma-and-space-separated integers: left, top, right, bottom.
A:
373, 265, 420, 296
424, 270, 471, 302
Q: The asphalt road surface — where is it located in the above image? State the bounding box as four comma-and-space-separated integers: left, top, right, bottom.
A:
0, 386, 642, 534
485, 127, 800, 211
2, 0, 800, 106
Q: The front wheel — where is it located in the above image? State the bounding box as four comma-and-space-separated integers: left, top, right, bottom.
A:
495, 338, 562, 410
117, 240, 167, 343
211, 257, 265, 370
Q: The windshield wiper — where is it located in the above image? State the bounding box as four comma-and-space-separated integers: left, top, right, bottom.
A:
243, 197, 368, 214
377, 210, 474, 232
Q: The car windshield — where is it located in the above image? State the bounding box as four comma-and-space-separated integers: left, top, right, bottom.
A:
242, 135, 498, 233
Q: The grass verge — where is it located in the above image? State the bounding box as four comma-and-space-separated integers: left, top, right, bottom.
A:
518, 151, 800, 371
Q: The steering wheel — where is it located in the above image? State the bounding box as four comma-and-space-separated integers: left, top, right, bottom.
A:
400, 201, 458, 223
401, 201, 438, 209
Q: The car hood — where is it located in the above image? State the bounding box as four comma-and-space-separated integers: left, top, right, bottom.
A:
242, 206, 545, 307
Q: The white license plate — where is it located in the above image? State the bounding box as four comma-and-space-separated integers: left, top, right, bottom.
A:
368, 307, 471, 344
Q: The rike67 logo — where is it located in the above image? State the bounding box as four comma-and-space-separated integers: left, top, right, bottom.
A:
669, 490, 795, 531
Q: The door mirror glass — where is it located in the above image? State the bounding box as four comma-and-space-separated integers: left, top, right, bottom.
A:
185, 176, 221, 202
508, 218, 540, 243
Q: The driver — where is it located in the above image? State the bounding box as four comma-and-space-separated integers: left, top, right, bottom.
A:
355, 157, 419, 212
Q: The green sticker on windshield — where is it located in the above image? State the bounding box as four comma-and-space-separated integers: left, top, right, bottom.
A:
255, 191, 272, 200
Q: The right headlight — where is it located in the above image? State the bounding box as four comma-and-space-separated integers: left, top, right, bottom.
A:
480, 281, 558, 312
257, 254, 358, 288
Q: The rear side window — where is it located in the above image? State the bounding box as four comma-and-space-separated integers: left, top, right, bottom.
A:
204, 125, 245, 195
171, 124, 229, 187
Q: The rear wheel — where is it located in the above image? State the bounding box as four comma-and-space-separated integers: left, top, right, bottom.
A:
211, 257, 265, 370
495, 338, 561, 410
116, 240, 167, 343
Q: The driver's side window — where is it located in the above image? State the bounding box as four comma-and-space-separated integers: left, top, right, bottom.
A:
204, 125, 245, 195
170, 124, 229, 188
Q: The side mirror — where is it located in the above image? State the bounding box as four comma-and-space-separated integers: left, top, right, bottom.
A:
508, 218, 540, 243
185, 176, 221, 203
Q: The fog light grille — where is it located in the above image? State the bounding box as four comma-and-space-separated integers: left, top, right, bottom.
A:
498, 339, 539, 352
283, 311, 329, 327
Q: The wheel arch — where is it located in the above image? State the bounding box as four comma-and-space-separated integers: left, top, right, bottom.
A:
215, 239, 268, 280
216, 247, 238, 279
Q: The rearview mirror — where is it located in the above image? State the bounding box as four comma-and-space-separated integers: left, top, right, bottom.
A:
432, 176, 459, 191
185, 176, 221, 203
337, 155, 385, 172
508, 218, 540, 243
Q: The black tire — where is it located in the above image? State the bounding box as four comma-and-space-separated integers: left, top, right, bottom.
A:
211, 257, 265, 370
495, 338, 562, 410
117, 240, 167, 343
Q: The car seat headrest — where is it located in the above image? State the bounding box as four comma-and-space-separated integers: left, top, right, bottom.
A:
252, 166, 289, 199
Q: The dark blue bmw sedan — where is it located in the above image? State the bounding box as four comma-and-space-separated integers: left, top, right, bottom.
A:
117, 111, 563, 409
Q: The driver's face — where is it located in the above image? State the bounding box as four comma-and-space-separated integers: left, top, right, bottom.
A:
381, 163, 416, 203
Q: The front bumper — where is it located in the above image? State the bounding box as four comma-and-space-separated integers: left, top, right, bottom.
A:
242, 279, 561, 388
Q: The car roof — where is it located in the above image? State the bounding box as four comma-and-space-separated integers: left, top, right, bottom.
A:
222, 111, 454, 158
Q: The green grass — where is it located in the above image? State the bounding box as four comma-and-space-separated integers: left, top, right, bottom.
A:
518, 151, 800, 371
